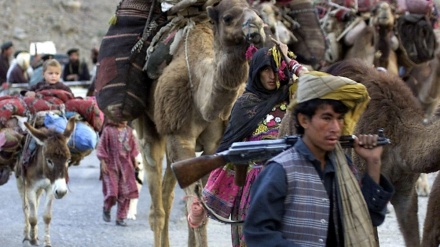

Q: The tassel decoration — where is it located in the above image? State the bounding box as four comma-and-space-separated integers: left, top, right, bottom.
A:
245, 44, 258, 60
108, 14, 117, 25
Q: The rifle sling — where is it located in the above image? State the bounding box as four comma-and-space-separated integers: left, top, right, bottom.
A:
194, 184, 244, 225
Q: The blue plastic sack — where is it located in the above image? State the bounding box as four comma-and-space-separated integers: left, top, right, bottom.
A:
44, 113, 98, 152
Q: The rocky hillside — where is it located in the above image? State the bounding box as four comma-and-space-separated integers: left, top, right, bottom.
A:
0, 0, 120, 67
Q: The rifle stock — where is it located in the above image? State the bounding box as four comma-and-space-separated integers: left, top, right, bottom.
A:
171, 154, 227, 189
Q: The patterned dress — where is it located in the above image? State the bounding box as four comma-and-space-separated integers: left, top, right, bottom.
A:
203, 102, 287, 247
97, 125, 139, 219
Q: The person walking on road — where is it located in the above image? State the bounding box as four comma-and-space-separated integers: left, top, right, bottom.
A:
243, 72, 395, 246
97, 120, 140, 226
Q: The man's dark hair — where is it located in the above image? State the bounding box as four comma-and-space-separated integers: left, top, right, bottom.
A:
293, 99, 349, 134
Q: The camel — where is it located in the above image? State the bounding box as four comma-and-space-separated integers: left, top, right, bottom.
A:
402, 29, 440, 121
253, 2, 296, 45
15, 117, 75, 247
422, 172, 440, 247
370, 1, 399, 75
279, 59, 440, 246
252, 0, 326, 69
320, 1, 399, 72
324, 59, 440, 247
131, 0, 266, 246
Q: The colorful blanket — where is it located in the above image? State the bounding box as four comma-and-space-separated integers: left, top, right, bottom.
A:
0, 90, 103, 131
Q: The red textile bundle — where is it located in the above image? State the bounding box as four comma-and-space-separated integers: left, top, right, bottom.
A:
0, 90, 103, 131
65, 99, 103, 131
0, 98, 27, 125
36, 89, 74, 103
23, 97, 63, 113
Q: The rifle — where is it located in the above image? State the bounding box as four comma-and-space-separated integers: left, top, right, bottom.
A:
171, 129, 391, 189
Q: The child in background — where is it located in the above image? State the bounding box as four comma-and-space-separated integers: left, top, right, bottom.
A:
97, 120, 139, 226
24, 59, 73, 97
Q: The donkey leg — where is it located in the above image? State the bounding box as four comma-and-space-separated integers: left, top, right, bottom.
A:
27, 189, 40, 246
392, 185, 421, 247
16, 178, 31, 244
42, 188, 55, 247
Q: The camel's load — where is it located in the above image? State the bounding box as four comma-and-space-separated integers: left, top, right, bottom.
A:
0, 90, 103, 175
396, 13, 437, 66
318, 0, 437, 66
95, 0, 215, 122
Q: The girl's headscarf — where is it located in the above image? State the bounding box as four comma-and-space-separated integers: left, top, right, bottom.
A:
217, 47, 290, 152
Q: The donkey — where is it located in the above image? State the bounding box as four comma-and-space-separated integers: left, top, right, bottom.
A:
15, 117, 75, 247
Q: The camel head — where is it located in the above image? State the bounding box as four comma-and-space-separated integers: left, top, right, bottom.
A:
371, 1, 396, 28
255, 2, 296, 45
207, 0, 266, 47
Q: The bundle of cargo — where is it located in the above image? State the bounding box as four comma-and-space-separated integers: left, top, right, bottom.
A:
0, 90, 104, 185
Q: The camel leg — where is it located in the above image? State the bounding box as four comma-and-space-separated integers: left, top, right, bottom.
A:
16, 177, 31, 244
133, 117, 166, 247
391, 184, 421, 247
143, 140, 166, 247
42, 188, 54, 247
183, 183, 208, 247
160, 159, 177, 247
166, 134, 208, 247
421, 174, 440, 247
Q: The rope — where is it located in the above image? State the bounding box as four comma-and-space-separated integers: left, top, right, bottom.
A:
184, 19, 195, 88
131, 0, 158, 54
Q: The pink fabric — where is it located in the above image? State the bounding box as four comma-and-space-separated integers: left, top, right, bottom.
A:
98, 125, 139, 219
203, 102, 287, 247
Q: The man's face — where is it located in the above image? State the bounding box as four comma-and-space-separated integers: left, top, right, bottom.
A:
259, 66, 276, 91
69, 52, 79, 62
4, 47, 14, 58
299, 104, 344, 155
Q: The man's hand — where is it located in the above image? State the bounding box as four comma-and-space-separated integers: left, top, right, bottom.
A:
270, 36, 289, 61
297, 67, 309, 77
354, 134, 383, 183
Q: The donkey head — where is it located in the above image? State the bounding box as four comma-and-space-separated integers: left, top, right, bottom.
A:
24, 117, 76, 199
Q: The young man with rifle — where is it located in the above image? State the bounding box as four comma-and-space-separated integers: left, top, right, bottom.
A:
242, 72, 395, 246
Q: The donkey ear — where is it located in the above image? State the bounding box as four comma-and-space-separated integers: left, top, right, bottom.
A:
63, 117, 76, 140
24, 122, 46, 145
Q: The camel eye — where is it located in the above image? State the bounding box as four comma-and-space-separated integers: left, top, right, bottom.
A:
223, 15, 233, 25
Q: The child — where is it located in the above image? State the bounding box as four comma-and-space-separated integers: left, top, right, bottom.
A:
24, 59, 73, 97
97, 120, 139, 226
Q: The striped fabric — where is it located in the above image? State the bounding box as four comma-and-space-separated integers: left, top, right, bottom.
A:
272, 148, 330, 247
